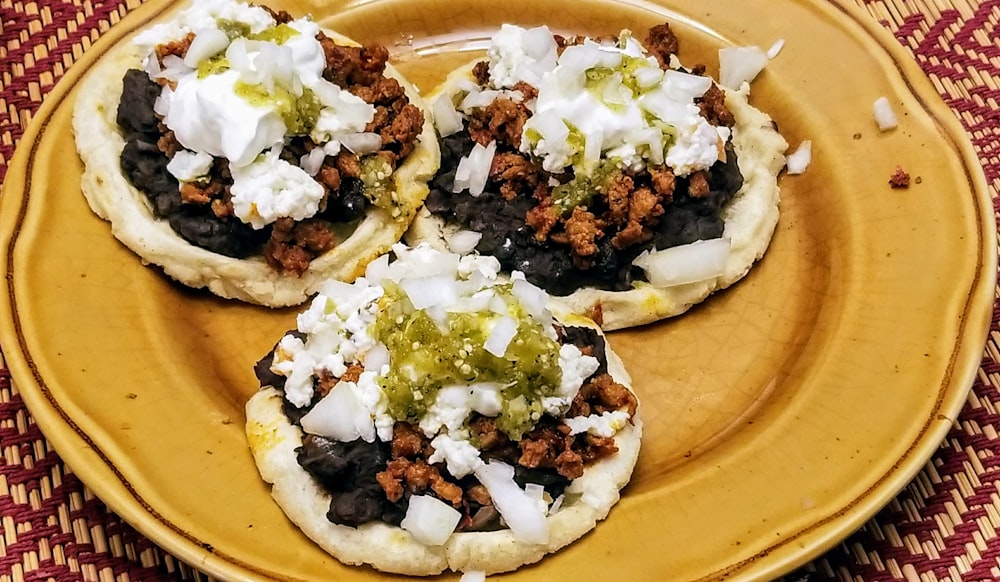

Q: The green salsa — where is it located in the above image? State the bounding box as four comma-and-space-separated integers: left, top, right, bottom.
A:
371, 283, 563, 440
233, 81, 321, 135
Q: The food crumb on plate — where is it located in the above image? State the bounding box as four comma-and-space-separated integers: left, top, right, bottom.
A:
889, 165, 911, 189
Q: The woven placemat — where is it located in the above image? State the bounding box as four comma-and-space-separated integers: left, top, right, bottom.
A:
2, 0, 999, 580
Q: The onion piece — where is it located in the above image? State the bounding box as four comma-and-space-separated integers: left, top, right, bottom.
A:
400, 495, 462, 546
873, 96, 898, 131
445, 229, 482, 255
300, 148, 326, 177
785, 140, 812, 175
718, 46, 769, 90
400, 275, 459, 310
474, 461, 549, 544
511, 277, 548, 321
459, 572, 486, 582
183, 27, 230, 68
766, 39, 785, 59
339, 132, 382, 154
452, 140, 496, 196
632, 238, 731, 287
364, 342, 389, 373
433, 94, 464, 137
300, 382, 376, 443
484, 315, 518, 357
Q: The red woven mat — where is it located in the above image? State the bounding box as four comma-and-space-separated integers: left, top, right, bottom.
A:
2, 0, 999, 580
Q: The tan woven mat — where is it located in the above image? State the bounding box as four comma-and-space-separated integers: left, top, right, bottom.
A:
2, 0, 999, 580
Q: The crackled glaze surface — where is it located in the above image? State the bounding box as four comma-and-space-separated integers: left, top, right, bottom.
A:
0, 0, 994, 579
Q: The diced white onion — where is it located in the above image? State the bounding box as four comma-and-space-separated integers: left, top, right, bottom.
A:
459, 572, 487, 582
433, 94, 464, 137
718, 46, 769, 90
300, 148, 326, 177
511, 278, 548, 321
364, 343, 389, 373
445, 230, 482, 255
400, 275, 459, 310
662, 69, 713, 102
364, 253, 391, 283
873, 96, 898, 131
400, 495, 462, 546
339, 132, 382, 154
785, 140, 812, 175
766, 39, 785, 59
474, 461, 549, 544
484, 315, 518, 357
300, 382, 376, 443
632, 238, 731, 287
452, 140, 496, 196
183, 27, 230, 69
156, 54, 193, 82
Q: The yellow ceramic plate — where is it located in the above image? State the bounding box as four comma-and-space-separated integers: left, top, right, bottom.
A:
0, 0, 994, 580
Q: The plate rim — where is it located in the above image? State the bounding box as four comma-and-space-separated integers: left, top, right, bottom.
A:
1, 0, 995, 580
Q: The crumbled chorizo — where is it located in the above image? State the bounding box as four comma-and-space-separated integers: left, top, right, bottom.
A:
604, 173, 633, 225
469, 416, 512, 452
645, 23, 679, 67
648, 165, 676, 201
381, 103, 425, 159
698, 83, 736, 127
554, 448, 584, 479
467, 98, 530, 148
560, 206, 603, 258
319, 38, 389, 87
889, 166, 910, 188
525, 201, 560, 241
472, 61, 490, 85
578, 434, 618, 462
179, 182, 213, 205
628, 186, 664, 225
318, 166, 341, 191
353, 76, 405, 106
156, 125, 180, 158
155, 32, 194, 62
336, 152, 362, 179
610, 220, 650, 250
511, 81, 538, 102
571, 373, 639, 417
687, 171, 711, 198
264, 217, 336, 275
391, 423, 429, 458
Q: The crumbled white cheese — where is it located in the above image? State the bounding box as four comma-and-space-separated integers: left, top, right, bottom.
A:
230, 152, 326, 229
427, 433, 485, 478
165, 150, 214, 182
564, 410, 631, 437
541, 344, 599, 416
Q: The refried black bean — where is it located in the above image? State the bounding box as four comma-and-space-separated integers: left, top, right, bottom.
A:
296, 434, 406, 526
117, 69, 162, 138
427, 130, 745, 296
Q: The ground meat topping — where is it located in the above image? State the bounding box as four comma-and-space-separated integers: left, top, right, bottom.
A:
889, 165, 911, 188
